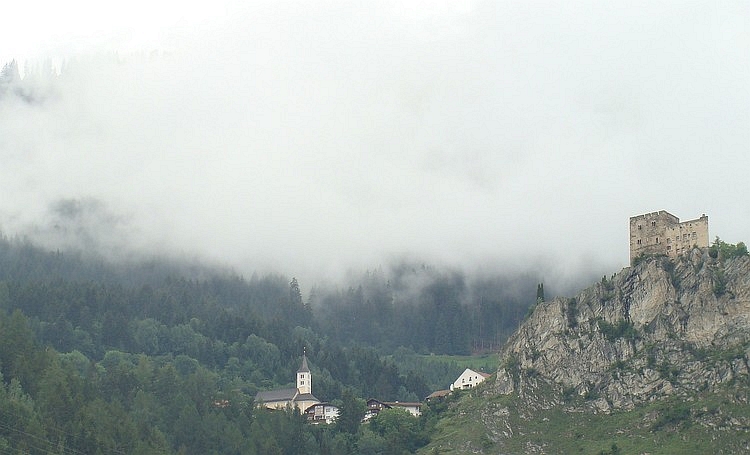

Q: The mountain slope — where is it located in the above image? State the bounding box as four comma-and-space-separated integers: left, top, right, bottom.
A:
423, 248, 750, 454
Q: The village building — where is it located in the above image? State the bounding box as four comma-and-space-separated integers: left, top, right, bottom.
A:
629, 211, 709, 264
363, 398, 422, 421
425, 389, 451, 402
304, 402, 340, 424
449, 368, 491, 391
254, 353, 320, 412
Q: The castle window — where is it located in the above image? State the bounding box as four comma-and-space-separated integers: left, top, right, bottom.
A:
638, 225, 642, 230
692, 232, 697, 239
656, 237, 659, 243
637, 239, 642, 245
667, 246, 671, 251
651, 221, 656, 227
667, 238, 671, 244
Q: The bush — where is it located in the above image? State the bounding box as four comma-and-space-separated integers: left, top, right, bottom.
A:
597, 319, 638, 342
566, 299, 578, 329
651, 403, 691, 431
710, 238, 749, 261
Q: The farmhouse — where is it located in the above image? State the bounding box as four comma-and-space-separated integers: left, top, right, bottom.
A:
450, 368, 491, 391
363, 398, 422, 421
305, 402, 340, 424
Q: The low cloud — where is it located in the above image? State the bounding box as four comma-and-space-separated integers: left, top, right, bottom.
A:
0, 1, 748, 290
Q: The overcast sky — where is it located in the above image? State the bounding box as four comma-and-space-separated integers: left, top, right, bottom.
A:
0, 1, 748, 288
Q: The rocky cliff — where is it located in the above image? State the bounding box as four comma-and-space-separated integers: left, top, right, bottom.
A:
494, 248, 750, 411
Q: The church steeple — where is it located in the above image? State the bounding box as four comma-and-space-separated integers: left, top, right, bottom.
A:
297, 349, 311, 395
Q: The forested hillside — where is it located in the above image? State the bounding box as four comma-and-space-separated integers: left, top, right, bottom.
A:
0, 234, 536, 454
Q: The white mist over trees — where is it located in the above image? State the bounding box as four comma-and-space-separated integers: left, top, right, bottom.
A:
1, 2, 748, 287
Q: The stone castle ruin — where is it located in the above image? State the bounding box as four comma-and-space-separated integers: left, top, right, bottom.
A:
629, 211, 709, 264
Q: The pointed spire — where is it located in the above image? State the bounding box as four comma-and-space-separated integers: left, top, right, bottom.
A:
298, 348, 310, 373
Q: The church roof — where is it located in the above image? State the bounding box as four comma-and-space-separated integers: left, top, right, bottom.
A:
254, 388, 298, 404
297, 354, 310, 373
295, 392, 319, 402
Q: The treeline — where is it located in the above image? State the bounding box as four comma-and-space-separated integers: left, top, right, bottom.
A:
0, 308, 443, 454
0, 234, 536, 453
314, 265, 536, 355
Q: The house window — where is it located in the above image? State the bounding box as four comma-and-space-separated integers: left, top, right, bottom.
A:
667, 238, 671, 244
692, 232, 697, 239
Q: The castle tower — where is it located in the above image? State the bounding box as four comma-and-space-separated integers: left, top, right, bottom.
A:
629, 211, 708, 264
297, 351, 311, 395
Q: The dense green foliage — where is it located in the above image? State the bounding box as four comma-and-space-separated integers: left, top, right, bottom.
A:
0, 235, 536, 453
313, 265, 537, 355
708, 237, 748, 260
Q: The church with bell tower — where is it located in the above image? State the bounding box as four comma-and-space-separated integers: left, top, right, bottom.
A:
254, 351, 320, 412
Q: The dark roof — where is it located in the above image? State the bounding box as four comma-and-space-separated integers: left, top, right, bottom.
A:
295, 392, 319, 402
254, 388, 298, 403
304, 402, 338, 412
298, 354, 310, 373
426, 390, 451, 400
254, 388, 319, 405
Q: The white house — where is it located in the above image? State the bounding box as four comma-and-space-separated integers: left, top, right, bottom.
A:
389, 401, 422, 417
363, 399, 422, 421
305, 402, 340, 424
450, 368, 491, 391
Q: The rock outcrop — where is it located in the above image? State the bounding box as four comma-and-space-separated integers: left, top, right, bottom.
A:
494, 248, 750, 411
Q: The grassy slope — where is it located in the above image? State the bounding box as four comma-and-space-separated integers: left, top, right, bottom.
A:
421, 379, 750, 454
390, 353, 499, 392
416, 353, 498, 373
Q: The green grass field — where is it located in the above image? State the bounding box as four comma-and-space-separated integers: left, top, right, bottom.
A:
390, 352, 500, 392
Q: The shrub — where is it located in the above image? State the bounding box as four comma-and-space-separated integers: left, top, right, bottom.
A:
597, 319, 638, 342
566, 299, 578, 329
651, 403, 691, 431
710, 237, 749, 261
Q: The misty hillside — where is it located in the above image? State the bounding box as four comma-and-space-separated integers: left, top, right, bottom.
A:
424, 245, 750, 454
0, 235, 548, 454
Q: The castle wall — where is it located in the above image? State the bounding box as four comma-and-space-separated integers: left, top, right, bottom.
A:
629, 211, 708, 264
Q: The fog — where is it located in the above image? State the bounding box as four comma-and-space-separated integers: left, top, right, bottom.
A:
1, 1, 748, 292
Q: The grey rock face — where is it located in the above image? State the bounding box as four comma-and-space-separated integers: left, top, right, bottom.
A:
495, 249, 750, 411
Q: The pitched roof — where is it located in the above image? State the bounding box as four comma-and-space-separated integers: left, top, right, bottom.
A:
426, 390, 451, 400
298, 354, 310, 373
254, 388, 319, 405
295, 392, 319, 402
461, 368, 491, 378
254, 388, 298, 403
